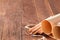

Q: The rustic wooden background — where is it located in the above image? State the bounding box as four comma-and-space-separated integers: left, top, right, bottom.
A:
0, 0, 60, 40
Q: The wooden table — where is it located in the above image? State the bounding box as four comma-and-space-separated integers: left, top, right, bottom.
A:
0, 0, 60, 40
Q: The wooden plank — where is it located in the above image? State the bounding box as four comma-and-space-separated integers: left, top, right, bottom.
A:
0, 0, 7, 40
1, 0, 23, 40
22, 0, 39, 40
22, 0, 39, 24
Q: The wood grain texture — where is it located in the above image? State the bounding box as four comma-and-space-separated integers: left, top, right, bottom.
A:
33, 0, 53, 21
1, 0, 23, 40
48, 0, 60, 14
22, 0, 39, 40
0, 0, 60, 40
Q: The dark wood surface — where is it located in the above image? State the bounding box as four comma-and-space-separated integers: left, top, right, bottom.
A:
0, 0, 60, 40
